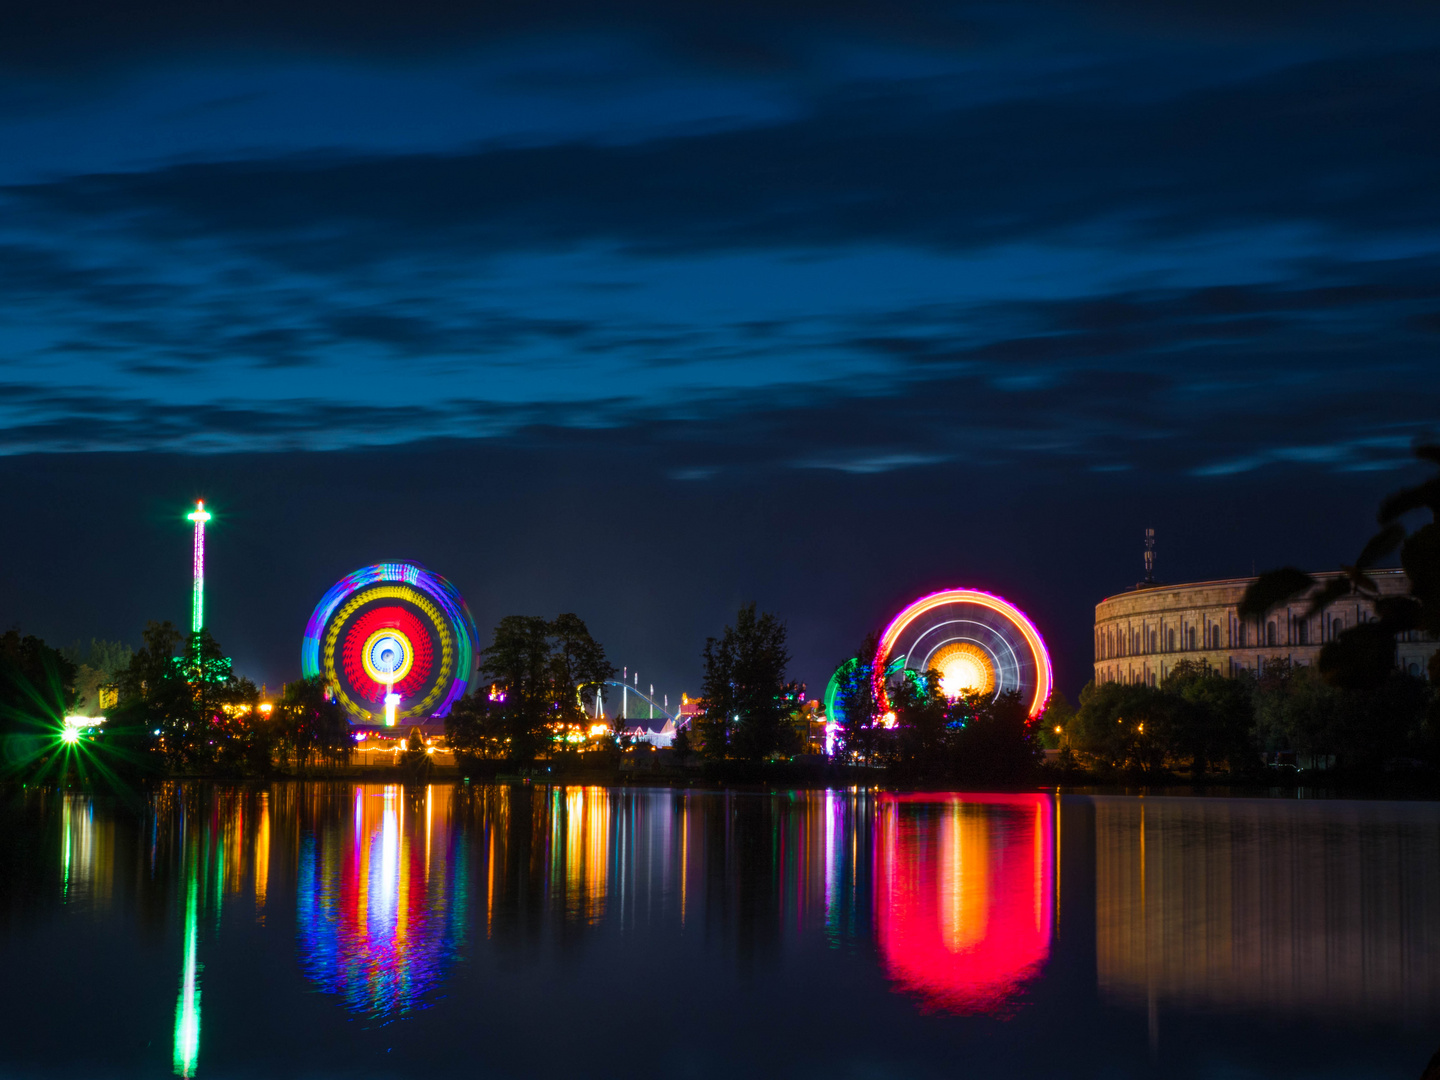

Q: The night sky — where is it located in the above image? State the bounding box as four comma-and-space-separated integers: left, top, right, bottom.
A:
2, 0, 1438, 703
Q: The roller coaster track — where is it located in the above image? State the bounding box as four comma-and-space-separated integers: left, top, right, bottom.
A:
589, 679, 676, 725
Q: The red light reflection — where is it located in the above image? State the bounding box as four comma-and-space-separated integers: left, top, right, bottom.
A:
875, 793, 1054, 1014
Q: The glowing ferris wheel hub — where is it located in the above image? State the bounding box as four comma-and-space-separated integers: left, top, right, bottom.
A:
931, 641, 996, 698
302, 562, 478, 727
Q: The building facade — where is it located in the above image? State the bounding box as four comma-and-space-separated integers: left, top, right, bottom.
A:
1094, 569, 1436, 687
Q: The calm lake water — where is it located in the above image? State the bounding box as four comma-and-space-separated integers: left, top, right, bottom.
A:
1, 783, 1438, 1079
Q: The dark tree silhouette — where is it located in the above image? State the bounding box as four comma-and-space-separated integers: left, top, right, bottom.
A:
697, 603, 798, 761
1240, 444, 1440, 689
0, 630, 78, 779
275, 674, 352, 772
449, 613, 614, 765
109, 622, 263, 774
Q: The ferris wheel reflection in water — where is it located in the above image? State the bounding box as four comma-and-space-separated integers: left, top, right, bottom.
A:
296, 785, 468, 1019
872, 794, 1055, 1015
88, 782, 1058, 1075
9, 782, 1440, 1078
285, 784, 1056, 1021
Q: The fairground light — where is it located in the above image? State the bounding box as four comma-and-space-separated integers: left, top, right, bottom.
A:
825, 588, 1053, 751
301, 562, 478, 727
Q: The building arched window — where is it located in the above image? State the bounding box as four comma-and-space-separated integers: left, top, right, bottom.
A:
1149, 630, 1157, 653
1187, 626, 1196, 650
1210, 625, 1221, 649
1167, 628, 1175, 651
1266, 621, 1277, 647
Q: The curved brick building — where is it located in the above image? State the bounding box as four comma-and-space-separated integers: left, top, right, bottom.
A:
1094, 568, 1436, 687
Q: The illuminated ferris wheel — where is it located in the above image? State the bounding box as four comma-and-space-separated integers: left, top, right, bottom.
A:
301, 562, 478, 726
874, 589, 1052, 716
826, 589, 1053, 730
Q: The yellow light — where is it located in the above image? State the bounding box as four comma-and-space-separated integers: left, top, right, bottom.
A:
258, 703, 273, 714
930, 642, 996, 699
361, 627, 415, 685
1138, 723, 1144, 733
1054, 725, 1062, 734
61, 727, 81, 745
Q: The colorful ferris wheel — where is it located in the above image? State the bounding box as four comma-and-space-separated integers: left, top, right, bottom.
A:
873, 588, 1052, 717
301, 562, 478, 726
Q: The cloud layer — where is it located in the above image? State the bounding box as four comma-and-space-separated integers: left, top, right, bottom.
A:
0, 0, 1437, 476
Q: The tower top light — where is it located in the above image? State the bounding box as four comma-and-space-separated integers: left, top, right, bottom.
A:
187, 501, 211, 525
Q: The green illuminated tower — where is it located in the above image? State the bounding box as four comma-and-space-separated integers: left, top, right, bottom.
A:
186, 501, 211, 634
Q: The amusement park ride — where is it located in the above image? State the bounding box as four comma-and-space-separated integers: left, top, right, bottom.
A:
297, 562, 681, 738
185, 502, 1052, 741
823, 589, 1053, 753
301, 562, 479, 730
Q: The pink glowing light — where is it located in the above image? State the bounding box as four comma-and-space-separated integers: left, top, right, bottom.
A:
874, 793, 1054, 1014
873, 588, 1053, 717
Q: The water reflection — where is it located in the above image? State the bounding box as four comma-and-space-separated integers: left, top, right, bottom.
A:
554, 786, 611, 923
1095, 797, 1440, 1024
173, 859, 200, 1078
59, 792, 113, 906
296, 784, 467, 1018
875, 794, 1054, 1014
3, 784, 1440, 1079
150, 786, 272, 1077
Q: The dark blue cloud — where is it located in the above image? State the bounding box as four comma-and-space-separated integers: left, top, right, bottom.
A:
0, 0, 1436, 480
15, 48, 1440, 256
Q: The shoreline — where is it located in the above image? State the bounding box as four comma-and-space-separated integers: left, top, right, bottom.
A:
11, 765, 1440, 802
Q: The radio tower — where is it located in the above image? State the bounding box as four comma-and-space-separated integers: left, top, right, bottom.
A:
1143, 527, 1156, 585
186, 501, 211, 633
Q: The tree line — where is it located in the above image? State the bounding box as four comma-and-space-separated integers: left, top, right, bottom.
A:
1066, 445, 1440, 778
7, 445, 1434, 783
1, 621, 354, 782
445, 613, 615, 767
1064, 658, 1434, 776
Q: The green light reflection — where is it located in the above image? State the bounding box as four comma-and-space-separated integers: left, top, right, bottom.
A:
173, 864, 201, 1077
60, 797, 72, 901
